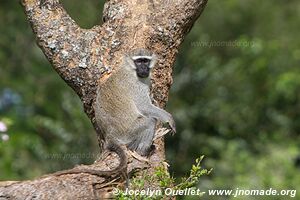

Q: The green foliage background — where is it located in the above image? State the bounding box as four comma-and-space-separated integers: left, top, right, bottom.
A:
0, 0, 299, 199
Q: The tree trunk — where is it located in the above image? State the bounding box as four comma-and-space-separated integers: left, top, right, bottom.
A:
0, 0, 207, 199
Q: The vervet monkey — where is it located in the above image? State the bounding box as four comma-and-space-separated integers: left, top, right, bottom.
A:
95, 48, 175, 156
54, 49, 175, 177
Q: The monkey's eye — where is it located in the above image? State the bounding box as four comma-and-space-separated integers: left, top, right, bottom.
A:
134, 58, 150, 67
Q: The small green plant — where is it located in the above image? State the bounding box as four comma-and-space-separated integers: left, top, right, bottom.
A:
114, 156, 212, 200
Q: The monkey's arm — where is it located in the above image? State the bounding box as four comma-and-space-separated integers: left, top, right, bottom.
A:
139, 104, 176, 133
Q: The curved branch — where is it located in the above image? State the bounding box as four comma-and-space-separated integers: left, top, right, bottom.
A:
3, 0, 210, 198
21, 0, 104, 102
20, 0, 109, 124
0, 129, 168, 199
22, 0, 84, 69
175, 0, 208, 37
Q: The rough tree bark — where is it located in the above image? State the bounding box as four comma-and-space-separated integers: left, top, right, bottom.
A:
0, 0, 207, 199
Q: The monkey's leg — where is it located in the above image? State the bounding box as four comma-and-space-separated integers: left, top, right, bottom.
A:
127, 118, 156, 156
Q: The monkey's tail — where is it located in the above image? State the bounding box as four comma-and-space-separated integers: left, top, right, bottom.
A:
105, 142, 128, 174
52, 142, 127, 178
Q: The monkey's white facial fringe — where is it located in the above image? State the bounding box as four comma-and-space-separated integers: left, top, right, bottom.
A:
132, 56, 153, 60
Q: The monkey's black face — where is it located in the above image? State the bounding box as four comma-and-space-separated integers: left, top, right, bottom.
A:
134, 58, 151, 78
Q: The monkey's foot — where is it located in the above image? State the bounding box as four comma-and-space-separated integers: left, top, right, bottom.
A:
128, 150, 150, 163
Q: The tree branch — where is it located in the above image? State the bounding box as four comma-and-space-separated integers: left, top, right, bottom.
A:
0, 129, 168, 199
1, 0, 208, 198
21, 0, 104, 120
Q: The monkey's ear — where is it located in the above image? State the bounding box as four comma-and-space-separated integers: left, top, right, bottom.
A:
124, 55, 136, 70
149, 54, 158, 69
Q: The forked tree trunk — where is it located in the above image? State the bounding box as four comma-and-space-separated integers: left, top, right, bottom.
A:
0, 0, 207, 199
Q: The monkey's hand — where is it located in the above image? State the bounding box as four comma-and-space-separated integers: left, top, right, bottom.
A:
166, 114, 176, 135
